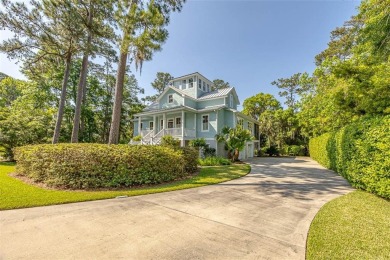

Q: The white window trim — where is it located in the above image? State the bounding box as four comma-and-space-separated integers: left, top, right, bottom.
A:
149, 121, 154, 130
189, 78, 193, 88
167, 118, 174, 129
160, 119, 164, 129
168, 94, 174, 103
175, 117, 182, 128
201, 114, 209, 132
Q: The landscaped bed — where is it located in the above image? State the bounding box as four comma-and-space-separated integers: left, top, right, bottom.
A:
0, 161, 250, 210
307, 190, 390, 260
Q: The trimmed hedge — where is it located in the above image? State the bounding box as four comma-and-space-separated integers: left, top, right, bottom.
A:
309, 116, 390, 199
14, 144, 198, 189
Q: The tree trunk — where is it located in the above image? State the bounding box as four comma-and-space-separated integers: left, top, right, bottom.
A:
52, 53, 72, 144
108, 51, 128, 144
71, 50, 90, 142
71, 7, 93, 143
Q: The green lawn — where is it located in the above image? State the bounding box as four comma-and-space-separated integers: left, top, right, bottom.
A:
0, 162, 250, 210
307, 190, 390, 260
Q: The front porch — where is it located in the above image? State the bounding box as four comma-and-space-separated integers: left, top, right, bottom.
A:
133, 109, 197, 146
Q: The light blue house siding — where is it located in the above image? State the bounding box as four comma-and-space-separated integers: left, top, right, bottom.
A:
132, 72, 259, 159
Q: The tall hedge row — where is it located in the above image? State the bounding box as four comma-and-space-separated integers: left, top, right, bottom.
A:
14, 144, 198, 189
309, 116, 390, 199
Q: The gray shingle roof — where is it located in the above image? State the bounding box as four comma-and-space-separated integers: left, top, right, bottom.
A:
197, 87, 233, 100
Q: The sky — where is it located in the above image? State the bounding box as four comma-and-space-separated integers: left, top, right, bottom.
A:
0, 0, 360, 109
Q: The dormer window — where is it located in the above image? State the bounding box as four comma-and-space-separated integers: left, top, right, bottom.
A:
230, 94, 234, 107
168, 94, 173, 103
198, 79, 202, 90
189, 78, 193, 88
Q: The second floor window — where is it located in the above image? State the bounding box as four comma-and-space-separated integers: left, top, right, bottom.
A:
168, 94, 173, 103
207, 84, 210, 92
202, 115, 209, 131
182, 79, 186, 89
198, 79, 202, 90
189, 78, 193, 88
237, 118, 243, 126
203, 82, 206, 91
230, 94, 234, 107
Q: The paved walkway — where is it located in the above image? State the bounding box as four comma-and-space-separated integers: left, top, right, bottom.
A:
0, 157, 353, 260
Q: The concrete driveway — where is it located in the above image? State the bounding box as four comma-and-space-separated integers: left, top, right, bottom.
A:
0, 157, 353, 260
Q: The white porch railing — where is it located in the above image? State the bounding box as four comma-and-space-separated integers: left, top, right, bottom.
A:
137, 128, 196, 145
184, 129, 196, 138
164, 128, 182, 136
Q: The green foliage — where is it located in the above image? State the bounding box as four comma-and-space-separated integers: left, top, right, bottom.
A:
13, 144, 198, 189
204, 146, 216, 157
216, 125, 253, 161
198, 157, 231, 166
0, 162, 250, 210
177, 146, 198, 173
309, 116, 390, 199
211, 79, 231, 90
265, 145, 280, 157
151, 72, 173, 94
0, 79, 53, 160
189, 138, 207, 148
160, 135, 180, 147
242, 92, 281, 120
280, 145, 306, 156
132, 135, 141, 141
307, 191, 390, 260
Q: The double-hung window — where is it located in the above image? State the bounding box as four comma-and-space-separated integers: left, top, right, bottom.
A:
168, 94, 173, 103
149, 121, 154, 130
182, 79, 187, 89
189, 78, 193, 88
202, 115, 209, 131
198, 79, 202, 90
176, 117, 181, 128
203, 82, 206, 91
230, 94, 234, 108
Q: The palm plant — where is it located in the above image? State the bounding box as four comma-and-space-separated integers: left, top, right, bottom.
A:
215, 125, 253, 162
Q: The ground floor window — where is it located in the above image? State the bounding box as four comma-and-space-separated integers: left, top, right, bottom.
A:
149, 121, 154, 130
168, 119, 174, 128
202, 115, 209, 131
176, 117, 181, 128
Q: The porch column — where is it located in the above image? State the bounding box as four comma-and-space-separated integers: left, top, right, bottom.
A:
194, 113, 197, 134
138, 116, 141, 136
181, 110, 185, 147
163, 113, 166, 135
215, 110, 218, 154
153, 115, 156, 135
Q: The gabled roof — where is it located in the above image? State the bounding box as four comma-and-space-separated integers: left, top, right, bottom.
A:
155, 86, 196, 102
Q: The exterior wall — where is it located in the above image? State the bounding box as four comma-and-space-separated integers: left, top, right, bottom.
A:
184, 98, 197, 109
197, 98, 225, 109
185, 112, 195, 130
223, 110, 235, 128
196, 111, 217, 139
158, 88, 183, 109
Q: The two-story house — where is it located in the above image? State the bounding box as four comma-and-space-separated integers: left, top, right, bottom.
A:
132, 72, 260, 160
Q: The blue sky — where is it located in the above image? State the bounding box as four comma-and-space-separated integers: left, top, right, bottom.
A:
0, 0, 360, 109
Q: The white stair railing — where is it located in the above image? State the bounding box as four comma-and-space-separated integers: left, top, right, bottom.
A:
141, 130, 154, 145
152, 129, 165, 145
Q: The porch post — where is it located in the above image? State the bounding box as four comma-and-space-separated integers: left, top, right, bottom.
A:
153, 115, 156, 135
138, 116, 141, 136
194, 113, 197, 134
215, 110, 218, 155
163, 113, 166, 135
181, 110, 185, 147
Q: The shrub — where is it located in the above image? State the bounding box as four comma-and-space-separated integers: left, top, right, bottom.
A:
204, 147, 216, 157
266, 145, 280, 156
177, 146, 198, 173
189, 138, 207, 148
13, 144, 198, 189
198, 156, 231, 166
132, 135, 141, 141
161, 135, 180, 147
309, 116, 390, 199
